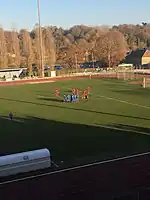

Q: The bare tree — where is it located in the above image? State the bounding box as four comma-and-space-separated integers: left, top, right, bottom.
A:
2, 23, 149, 71
43, 28, 56, 71
0, 26, 8, 68
9, 28, 20, 67
20, 29, 34, 73
95, 30, 127, 67
32, 24, 44, 76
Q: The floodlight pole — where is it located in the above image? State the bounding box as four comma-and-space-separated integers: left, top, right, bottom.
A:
37, 0, 44, 77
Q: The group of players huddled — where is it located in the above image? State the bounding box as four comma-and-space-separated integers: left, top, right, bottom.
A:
7, 87, 91, 121
55, 87, 91, 102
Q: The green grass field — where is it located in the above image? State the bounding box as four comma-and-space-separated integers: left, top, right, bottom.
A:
0, 78, 150, 167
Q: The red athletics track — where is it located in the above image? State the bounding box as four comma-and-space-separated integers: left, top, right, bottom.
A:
1, 153, 150, 200
0, 73, 149, 86
0, 74, 117, 86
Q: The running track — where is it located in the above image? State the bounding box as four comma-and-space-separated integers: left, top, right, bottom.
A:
0, 72, 149, 86
1, 153, 150, 200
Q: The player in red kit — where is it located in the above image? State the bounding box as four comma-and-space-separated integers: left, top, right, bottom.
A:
82, 90, 86, 99
55, 88, 59, 97
85, 90, 88, 100
72, 88, 75, 94
75, 88, 79, 96
87, 87, 91, 94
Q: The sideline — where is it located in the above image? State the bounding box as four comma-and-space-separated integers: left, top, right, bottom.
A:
96, 124, 150, 136
97, 94, 150, 110
66, 86, 150, 111
0, 151, 150, 185
66, 86, 150, 110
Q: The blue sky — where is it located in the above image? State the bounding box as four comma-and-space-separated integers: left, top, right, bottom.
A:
0, 0, 149, 30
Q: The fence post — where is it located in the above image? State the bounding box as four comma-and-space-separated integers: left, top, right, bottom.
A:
123, 70, 125, 80
137, 191, 140, 200
143, 77, 146, 88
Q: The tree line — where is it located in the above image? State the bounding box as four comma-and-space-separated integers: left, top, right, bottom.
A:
0, 23, 150, 73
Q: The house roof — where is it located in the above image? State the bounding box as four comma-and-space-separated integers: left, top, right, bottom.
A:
123, 49, 145, 65
123, 48, 150, 65
129, 49, 146, 58
143, 49, 150, 57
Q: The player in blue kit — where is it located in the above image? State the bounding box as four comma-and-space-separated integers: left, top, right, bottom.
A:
67, 94, 71, 102
9, 112, 13, 120
71, 94, 76, 102
63, 95, 67, 102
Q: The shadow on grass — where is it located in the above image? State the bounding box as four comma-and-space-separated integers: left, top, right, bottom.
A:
106, 123, 150, 134
0, 97, 150, 122
1, 116, 150, 200
1, 119, 150, 200
0, 115, 150, 167
61, 89, 72, 93
38, 97, 63, 103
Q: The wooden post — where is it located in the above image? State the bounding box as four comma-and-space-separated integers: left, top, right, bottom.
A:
137, 191, 140, 200
123, 70, 126, 80
143, 77, 146, 88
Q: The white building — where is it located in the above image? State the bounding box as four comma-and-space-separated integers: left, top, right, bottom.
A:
0, 68, 27, 79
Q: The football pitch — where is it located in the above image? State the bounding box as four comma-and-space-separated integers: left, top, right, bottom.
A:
0, 78, 150, 167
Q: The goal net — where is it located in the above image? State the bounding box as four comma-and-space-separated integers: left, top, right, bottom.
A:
142, 77, 150, 88
116, 67, 135, 80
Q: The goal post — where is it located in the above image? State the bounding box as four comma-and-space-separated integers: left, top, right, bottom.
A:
142, 77, 150, 88
116, 64, 136, 80
116, 67, 135, 80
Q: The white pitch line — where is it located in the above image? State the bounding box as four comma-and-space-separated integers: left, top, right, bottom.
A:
0, 151, 150, 186
29, 81, 55, 84
37, 95, 56, 99
97, 124, 150, 136
105, 88, 135, 91
52, 86, 150, 112
0, 117, 24, 123
97, 95, 150, 110
66, 87, 150, 110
